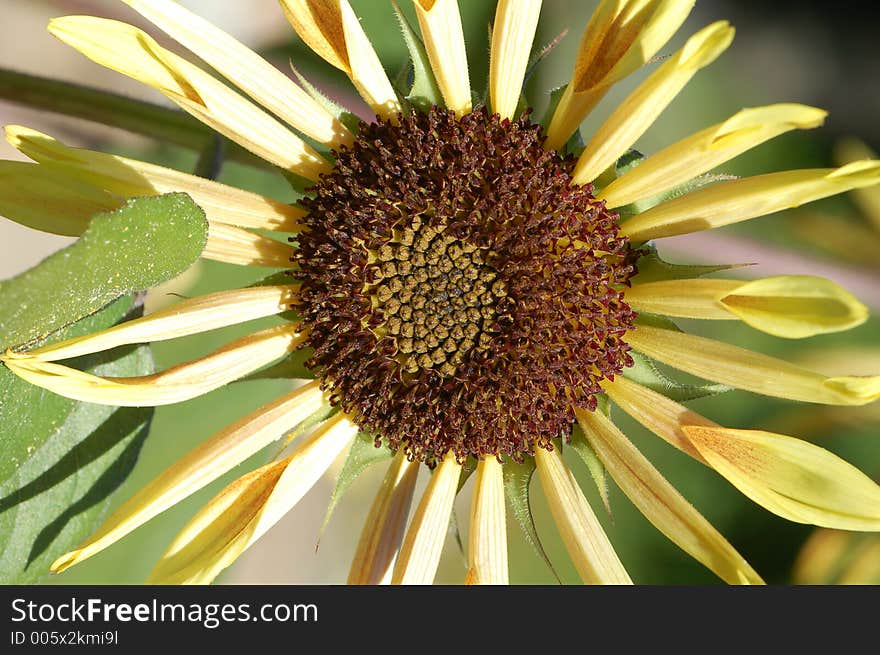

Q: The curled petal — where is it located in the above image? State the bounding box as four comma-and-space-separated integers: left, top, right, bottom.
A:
148, 414, 358, 584
411, 0, 471, 116
467, 457, 509, 585
51, 381, 328, 573
489, 0, 542, 121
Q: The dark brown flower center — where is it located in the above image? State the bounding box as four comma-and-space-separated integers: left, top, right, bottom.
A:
294, 106, 639, 464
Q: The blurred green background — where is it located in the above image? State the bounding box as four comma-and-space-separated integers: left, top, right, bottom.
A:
1, 0, 878, 585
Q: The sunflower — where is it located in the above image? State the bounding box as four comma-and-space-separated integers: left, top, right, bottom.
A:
2, 0, 880, 586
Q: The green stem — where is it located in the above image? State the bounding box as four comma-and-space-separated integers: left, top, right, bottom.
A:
0, 68, 269, 170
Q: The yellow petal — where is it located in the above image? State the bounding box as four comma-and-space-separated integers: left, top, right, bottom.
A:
204, 223, 294, 268
467, 457, 509, 585
681, 425, 880, 531
621, 161, 880, 241
0, 161, 118, 236
412, 0, 471, 116
278, 0, 400, 120
545, 0, 696, 151
835, 139, 880, 229
148, 414, 358, 584
50, 380, 328, 573
15, 286, 298, 363
119, 0, 351, 148
600, 104, 828, 208
2, 324, 303, 407
348, 451, 420, 584
603, 374, 713, 463
837, 539, 880, 584
627, 324, 880, 405
391, 451, 461, 584
489, 0, 542, 121
625, 275, 869, 338
6, 126, 305, 232
49, 16, 330, 179
573, 21, 735, 185
791, 528, 854, 585
534, 445, 632, 584
575, 408, 763, 585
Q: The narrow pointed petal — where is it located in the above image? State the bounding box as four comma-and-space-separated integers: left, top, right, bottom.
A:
50, 381, 328, 573
599, 104, 828, 208
835, 139, 880, 229
792, 529, 853, 585
575, 408, 763, 585
391, 451, 461, 584
278, 0, 400, 120
119, 0, 351, 148
2, 325, 303, 407
545, 0, 696, 151
348, 451, 420, 584
204, 223, 294, 268
573, 21, 734, 185
148, 414, 358, 584
534, 446, 632, 584
412, 0, 471, 116
489, 0, 542, 121
620, 161, 880, 241
6, 126, 305, 232
0, 161, 118, 236
681, 425, 880, 531
603, 375, 713, 462
15, 286, 299, 363
627, 324, 880, 405
49, 16, 331, 179
625, 275, 868, 338
467, 457, 509, 585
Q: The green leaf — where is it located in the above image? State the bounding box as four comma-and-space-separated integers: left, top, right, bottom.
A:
569, 423, 612, 516
0, 297, 154, 583
392, 0, 443, 111
623, 350, 732, 402
0, 193, 207, 351
503, 458, 561, 583
633, 243, 753, 284
320, 431, 394, 535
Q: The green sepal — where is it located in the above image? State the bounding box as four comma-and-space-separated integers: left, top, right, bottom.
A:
632, 243, 754, 284
319, 431, 394, 537
288, 63, 362, 134
503, 457, 561, 583
391, 1, 443, 112
623, 350, 732, 402
0, 193, 207, 351
0, 296, 154, 583
569, 419, 613, 517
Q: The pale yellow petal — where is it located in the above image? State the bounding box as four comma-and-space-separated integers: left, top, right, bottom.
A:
625, 275, 868, 338
348, 451, 420, 585
6, 126, 305, 232
412, 0, 471, 116
575, 408, 763, 584
599, 104, 828, 208
835, 139, 880, 229
51, 380, 327, 573
534, 446, 632, 584
148, 414, 358, 584
489, 0, 542, 121
204, 223, 294, 268
621, 161, 880, 241
791, 529, 853, 585
545, 0, 696, 151
2, 325, 303, 407
627, 324, 880, 405
0, 161, 118, 236
119, 0, 351, 148
467, 457, 509, 585
278, 0, 400, 120
49, 16, 330, 179
573, 21, 735, 185
603, 374, 713, 463
682, 425, 880, 531
837, 539, 880, 584
391, 451, 461, 584
15, 286, 298, 363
